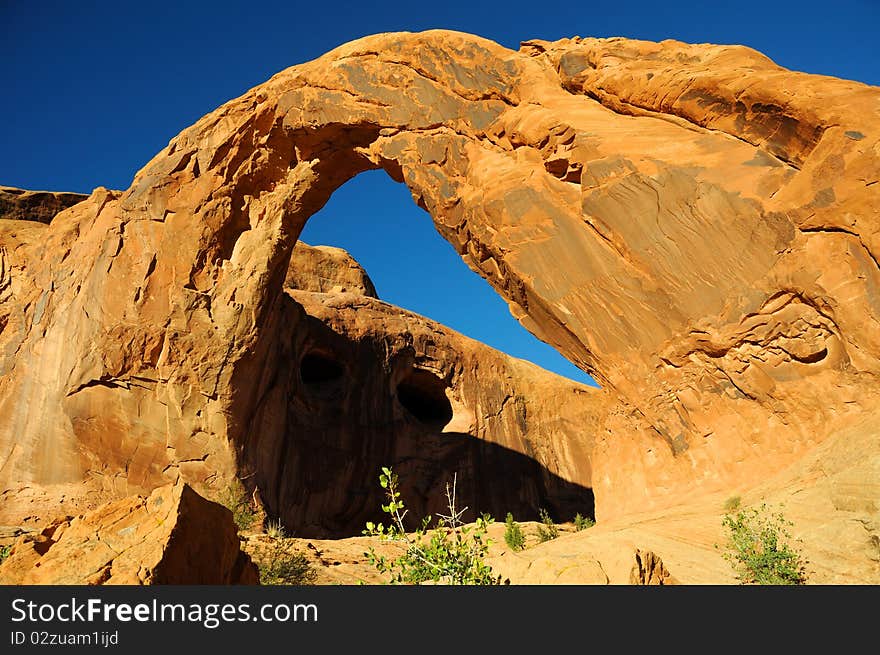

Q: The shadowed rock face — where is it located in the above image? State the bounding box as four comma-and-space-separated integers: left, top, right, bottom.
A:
266, 287, 598, 537
1, 30, 878, 525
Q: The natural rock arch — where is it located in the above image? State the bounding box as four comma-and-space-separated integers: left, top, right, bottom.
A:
1, 30, 878, 524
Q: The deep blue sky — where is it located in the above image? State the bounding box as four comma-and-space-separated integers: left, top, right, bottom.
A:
2, 1, 877, 385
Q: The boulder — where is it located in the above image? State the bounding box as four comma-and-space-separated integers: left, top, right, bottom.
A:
0, 482, 258, 584
630, 549, 677, 585
286, 241, 377, 297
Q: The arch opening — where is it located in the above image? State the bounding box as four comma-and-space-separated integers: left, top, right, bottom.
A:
249, 168, 597, 538
297, 169, 598, 387
300, 351, 344, 385
396, 368, 453, 428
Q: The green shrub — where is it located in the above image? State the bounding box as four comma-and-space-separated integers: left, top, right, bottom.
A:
256, 536, 317, 585
723, 495, 742, 512
504, 513, 526, 551
718, 503, 807, 585
363, 466, 502, 585
0, 544, 11, 565
573, 513, 595, 531
535, 508, 559, 543
217, 478, 258, 533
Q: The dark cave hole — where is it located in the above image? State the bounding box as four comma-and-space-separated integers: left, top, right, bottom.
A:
300, 351, 344, 385
396, 368, 453, 427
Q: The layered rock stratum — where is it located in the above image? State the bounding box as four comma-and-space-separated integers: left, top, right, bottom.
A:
1, 30, 878, 582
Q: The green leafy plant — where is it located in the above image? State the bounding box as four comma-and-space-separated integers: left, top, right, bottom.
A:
718, 503, 807, 585
535, 508, 559, 543
0, 544, 11, 565
217, 478, 258, 533
504, 512, 526, 551
723, 495, 742, 512
573, 513, 595, 531
256, 535, 317, 585
363, 466, 502, 585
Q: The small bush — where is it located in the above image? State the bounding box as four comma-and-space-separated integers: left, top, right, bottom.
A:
723, 495, 742, 512
718, 503, 807, 585
256, 537, 317, 585
535, 508, 559, 543
504, 513, 526, 551
266, 518, 286, 539
217, 479, 258, 533
0, 544, 11, 564
574, 513, 595, 531
363, 466, 502, 585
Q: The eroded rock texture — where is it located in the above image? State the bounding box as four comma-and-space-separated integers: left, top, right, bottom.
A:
1, 31, 878, 534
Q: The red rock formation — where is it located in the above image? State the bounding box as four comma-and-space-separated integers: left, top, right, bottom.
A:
0, 482, 258, 584
630, 549, 677, 585
0, 30, 877, 540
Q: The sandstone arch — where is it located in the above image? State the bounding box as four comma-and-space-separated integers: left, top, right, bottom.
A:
1, 30, 878, 526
